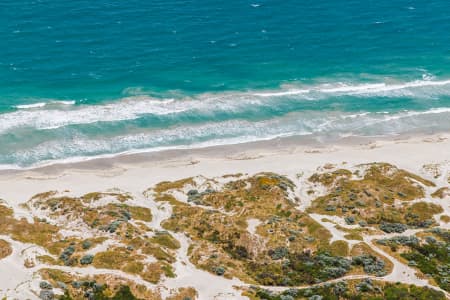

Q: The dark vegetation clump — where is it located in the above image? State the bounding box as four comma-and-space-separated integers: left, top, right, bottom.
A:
120, 210, 132, 221
351, 255, 386, 276
59, 245, 76, 265
212, 266, 225, 276
379, 222, 408, 233
187, 188, 216, 204
377, 235, 419, 247
250, 279, 446, 299
105, 220, 122, 233
246, 252, 351, 286
269, 247, 289, 260
344, 216, 355, 225
61, 282, 141, 300
80, 254, 94, 265
356, 278, 376, 292
82, 240, 92, 249
39, 281, 53, 290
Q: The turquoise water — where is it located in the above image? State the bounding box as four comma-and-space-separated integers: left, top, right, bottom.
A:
1, 1, 450, 167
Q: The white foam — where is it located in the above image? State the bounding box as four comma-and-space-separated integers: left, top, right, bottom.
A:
255, 79, 450, 98
320, 83, 385, 93
14, 100, 75, 109
382, 107, 450, 121
1, 115, 317, 169
1, 79, 450, 133
316, 80, 450, 95
53, 100, 76, 105
8, 108, 450, 168
252, 89, 310, 97
343, 112, 370, 119
422, 73, 435, 81
3, 97, 182, 132
2, 106, 450, 170
15, 102, 46, 109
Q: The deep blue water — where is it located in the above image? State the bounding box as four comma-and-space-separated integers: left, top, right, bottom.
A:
1, 1, 450, 167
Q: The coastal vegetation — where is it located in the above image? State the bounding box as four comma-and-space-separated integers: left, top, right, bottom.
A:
0, 191, 178, 290
377, 228, 450, 291
0, 162, 447, 298
39, 268, 195, 299
0, 239, 12, 260
431, 187, 449, 199
244, 279, 446, 299
307, 163, 442, 230
149, 172, 392, 286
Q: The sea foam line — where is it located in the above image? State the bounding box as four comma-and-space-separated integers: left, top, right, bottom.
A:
2, 107, 450, 170
0, 127, 308, 171
1, 79, 450, 133
14, 100, 76, 109
253, 79, 450, 96
15, 102, 47, 109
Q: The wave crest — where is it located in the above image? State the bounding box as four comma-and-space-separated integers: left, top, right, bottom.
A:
1, 107, 449, 169
2, 79, 450, 133
14, 100, 76, 110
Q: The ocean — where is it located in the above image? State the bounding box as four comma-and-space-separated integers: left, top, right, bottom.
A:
1, 0, 449, 168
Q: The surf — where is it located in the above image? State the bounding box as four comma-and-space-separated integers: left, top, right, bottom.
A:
1, 78, 450, 133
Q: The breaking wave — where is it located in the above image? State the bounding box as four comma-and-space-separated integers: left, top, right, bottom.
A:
1, 79, 450, 133
1, 106, 449, 169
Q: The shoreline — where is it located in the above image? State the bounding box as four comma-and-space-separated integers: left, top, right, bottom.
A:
1, 130, 449, 176
0, 131, 448, 204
